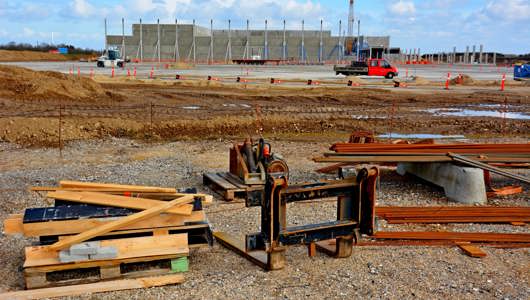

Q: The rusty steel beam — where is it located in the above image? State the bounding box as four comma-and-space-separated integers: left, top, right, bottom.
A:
448, 153, 530, 184
314, 155, 530, 164
330, 143, 530, 154
376, 206, 530, 224
373, 231, 530, 243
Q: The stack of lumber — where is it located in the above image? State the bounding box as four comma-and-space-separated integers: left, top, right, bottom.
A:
2, 180, 213, 295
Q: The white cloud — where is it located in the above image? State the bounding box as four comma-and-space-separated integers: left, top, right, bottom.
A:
483, 0, 530, 20
70, 0, 95, 18
131, 0, 157, 14
389, 0, 416, 15
22, 27, 34, 37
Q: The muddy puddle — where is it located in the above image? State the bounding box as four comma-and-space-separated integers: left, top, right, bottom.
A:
425, 108, 530, 120
378, 133, 466, 139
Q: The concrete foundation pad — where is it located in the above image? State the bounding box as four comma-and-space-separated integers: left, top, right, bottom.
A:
397, 162, 487, 204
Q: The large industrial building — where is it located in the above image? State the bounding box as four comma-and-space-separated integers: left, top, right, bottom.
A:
106, 22, 390, 64
105, 0, 391, 63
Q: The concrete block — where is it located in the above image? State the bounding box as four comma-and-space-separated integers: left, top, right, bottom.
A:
70, 241, 101, 255
59, 250, 89, 263
397, 162, 487, 204
89, 246, 118, 260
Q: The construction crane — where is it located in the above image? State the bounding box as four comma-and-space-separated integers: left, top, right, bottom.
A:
348, 0, 355, 37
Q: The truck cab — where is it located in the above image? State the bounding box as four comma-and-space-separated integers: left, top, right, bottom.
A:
334, 58, 399, 79
367, 59, 398, 79
97, 49, 125, 68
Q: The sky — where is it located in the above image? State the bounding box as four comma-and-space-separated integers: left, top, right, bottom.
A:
0, 0, 529, 54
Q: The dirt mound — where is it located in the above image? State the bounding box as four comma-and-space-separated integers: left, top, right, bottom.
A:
0, 65, 119, 101
450, 74, 474, 85
409, 76, 431, 85
345, 76, 368, 84
0, 50, 73, 62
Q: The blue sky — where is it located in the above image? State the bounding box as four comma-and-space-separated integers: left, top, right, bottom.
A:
0, 0, 529, 54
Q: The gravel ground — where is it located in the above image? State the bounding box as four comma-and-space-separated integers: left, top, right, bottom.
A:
0, 138, 528, 299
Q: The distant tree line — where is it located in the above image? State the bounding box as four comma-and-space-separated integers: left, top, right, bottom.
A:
0, 42, 98, 54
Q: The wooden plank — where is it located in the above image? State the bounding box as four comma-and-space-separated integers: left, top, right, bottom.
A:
0, 274, 185, 299
32, 188, 213, 205
58, 180, 177, 193
100, 266, 121, 279
20, 210, 206, 237
47, 191, 193, 216
222, 173, 251, 189
3, 214, 23, 234
24, 234, 188, 268
54, 224, 208, 242
48, 196, 193, 251
204, 173, 239, 191
457, 243, 487, 258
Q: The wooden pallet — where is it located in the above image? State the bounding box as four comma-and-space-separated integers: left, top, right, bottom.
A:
24, 255, 187, 289
203, 172, 263, 201
23, 234, 189, 289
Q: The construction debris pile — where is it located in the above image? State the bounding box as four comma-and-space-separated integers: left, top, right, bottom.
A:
0, 134, 528, 298
2, 180, 212, 297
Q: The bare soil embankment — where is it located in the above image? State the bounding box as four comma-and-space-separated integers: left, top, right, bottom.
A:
0, 65, 528, 146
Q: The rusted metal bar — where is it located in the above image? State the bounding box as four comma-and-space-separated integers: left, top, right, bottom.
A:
376, 206, 530, 224
373, 231, 530, 243
330, 143, 530, 154
448, 152, 530, 184
314, 155, 530, 164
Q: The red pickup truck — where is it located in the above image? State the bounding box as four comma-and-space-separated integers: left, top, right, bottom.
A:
334, 59, 399, 79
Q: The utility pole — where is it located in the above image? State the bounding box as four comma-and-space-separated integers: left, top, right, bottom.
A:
264, 19, 268, 60
301, 20, 305, 63
348, 0, 355, 37
319, 19, 323, 63
245, 20, 250, 59
338, 20, 342, 62
209, 19, 214, 64
226, 19, 232, 63
121, 18, 125, 59
157, 19, 161, 63
175, 19, 179, 62
356, 20, 360, 61
139, 18, 143, 61
192, 19, 196, 63
282, 20, 287, 60
104, 18, 108, 53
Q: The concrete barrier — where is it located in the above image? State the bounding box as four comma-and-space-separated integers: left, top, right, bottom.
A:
397, 162, 487, 204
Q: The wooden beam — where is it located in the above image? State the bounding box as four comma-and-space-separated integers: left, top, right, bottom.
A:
32, 187, 213, 204
3, 214, 23, 234
0, 274, 185, 299
48, 196, 193, 251
457, 243, 487, 258
24, 234, 188, 268
47, 191, 193, 216
58, 180, 177, 193
19, 211, 206, 237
